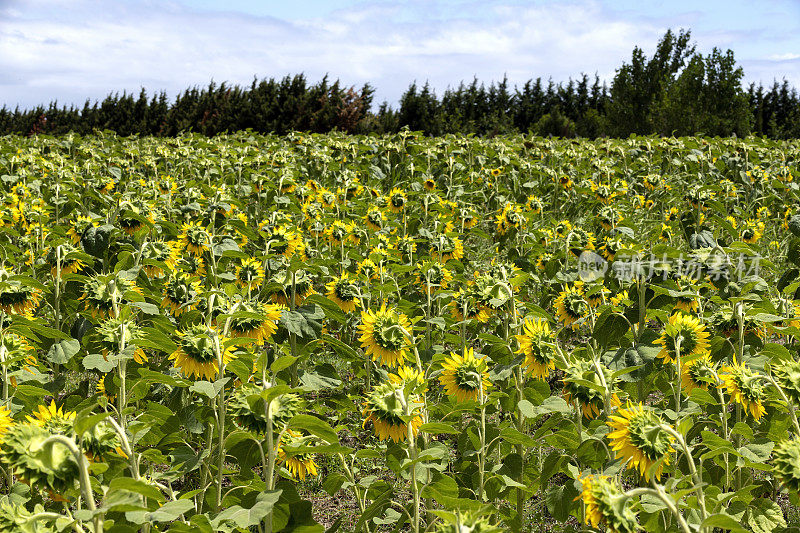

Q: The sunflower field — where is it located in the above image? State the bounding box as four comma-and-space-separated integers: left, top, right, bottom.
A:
0, 131, 799, 532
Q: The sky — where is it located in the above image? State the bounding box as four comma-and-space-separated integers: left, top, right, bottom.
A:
1, 0, 799, 110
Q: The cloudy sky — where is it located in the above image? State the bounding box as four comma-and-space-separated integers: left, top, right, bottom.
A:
1, 0, 799, 109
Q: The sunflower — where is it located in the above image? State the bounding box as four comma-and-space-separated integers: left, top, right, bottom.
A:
118, 205, 154, 235
357, 258, 379, 281
162, 274, 202, 317
563, 359, 621, 419
554, 285, 588, 330
0, 423, 79, 497
326, 273, 361, 313
773, 438, 800, 494
389, 366, 427, 392
80, 273, 142, 320
235, 258, 265, 290
741, 219, 764, 244
0, 279, 41, 316
229, 384, 303, 434
416, 261, 453, 291
558, 175, 573, 189
567, 227, 595, 256
515, 319, 556, 380
96, 315, 148, 364
577, 475, 638, 533
26, 401, 76, 434
423, 178, 436, 191
773, 359, 800, 405
387, 188, 407, 213
396, 235, 418, 258
607, 403, 674, 481
597, 206, 623, 230
654, 313, 710, 364
429, 233, 464, 262
228, 301, 283, 343
279, 176, 296, 194
664, 207, 680, 223
178, 221, 210, 256
318, 188, 337, 209
157, 176, 177, 194
358, 304, 412, 368
277, 430, 318, 481
495, 203, 525, 235
326, 220, 354, 246
449, 289, 491, 323
362, 381, 422, 443
673, 277, 700, 313
525, 195, 543, 214
169, 325, 235, 381
680, 355, 716, 394
67, 215, 96, 245
263, 225, 303, 258
719, 362, 766, 421
365, 207, 384, 232
456, 208, 479, 230
440, 348, 492, 403
658, 223, 673, 242
269, 270, 315, 307
141, 241, 179, 278
0, 332, 38, 386
48, 244, 85, 278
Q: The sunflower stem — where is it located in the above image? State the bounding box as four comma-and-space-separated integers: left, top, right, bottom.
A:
659, 424, 707, 521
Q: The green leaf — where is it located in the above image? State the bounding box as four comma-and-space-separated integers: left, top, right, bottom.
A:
701, 513, 747, 532
288, 415, 338, 444
420, 423, 458, 435
108, 478, 165, 503
271, 355, 297, 373
189, 378, 229, 399
46, 338, 80, 364
210, 490, 282, 529
74, 410, 111, 436
149, 499, 195, 522
744, 498, 786, 533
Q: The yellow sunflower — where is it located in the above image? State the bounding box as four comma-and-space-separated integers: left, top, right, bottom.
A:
169, 325, 235, 381
362, 381, 422, 443
358, 304, 412, 368
719, 362, 766, 421
554, 285, 588, 330
577, 475, 638, 533
515, 319, 556, 380
654, 313, 710, 364
562, 359, 621, 419
364, 207, 384, 232
26, 401, 76, 434
161, 275, 203, 317
416, 261, 453, 292
179, 221, 210, 256
680, 355, 716, 394
228, 301, 283, 344
235, 257, 265, 290
387, 188, 407, 213
607, 403, 674, 481
326, 273, 361, 313
439, 348, 492, 403
276, 430, 318, 481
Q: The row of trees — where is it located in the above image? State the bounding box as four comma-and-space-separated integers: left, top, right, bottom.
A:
1, 30, 799, 138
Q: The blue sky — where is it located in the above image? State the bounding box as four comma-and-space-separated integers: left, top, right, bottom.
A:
1, 0, 798, 109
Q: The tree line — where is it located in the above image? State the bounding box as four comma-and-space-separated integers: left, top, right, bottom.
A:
1, 30, 798, 138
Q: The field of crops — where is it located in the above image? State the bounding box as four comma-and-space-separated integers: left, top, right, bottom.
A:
0, 131, 799, 532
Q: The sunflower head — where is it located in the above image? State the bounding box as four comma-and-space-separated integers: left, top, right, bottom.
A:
578, 475, 638, 533
654, 313, 710, 364
429, 233, 464, 262
387, 188, 407, 213
562, 359, 620, 419
608, 403, 674, 481
434, 510, 504, 533
269, 270, 315, 307
26, 401, 76, 435
555, 285, 588, 330
95, 315, 147, 364
440, 347, 492, 403
496, 203, 525, 235
0, 422, 80, 497
141, 241, 179, 278
162, 274, 203, 317
416, 261, 452, 291
362, 381, 422, 443
720, 362, 766, 421
0, 277, 41, 317
358, 304, 411, 368
515, 319, 555, 380
179, 221, 210, 256
82, 421, 126, 461
169, 325, 235, 381
277, 430, 318, 481
235, 258, 265, 290
326, 273, 361, 313
680, 355, 716, 394
773, 438, 800, 494
365, 207, 384, 231
80, 273, 141, 320
229, 384, 304, 435
228, 301, 283, 343
773, 359, 800, 405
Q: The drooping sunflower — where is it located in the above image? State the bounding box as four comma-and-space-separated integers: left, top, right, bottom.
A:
178, 254, 207, 277
178, 220, 210, 256
673, 277, 700, 313
567, 227, 596, 256
577, 475, 638, 533
0, 278, 41, 316
449, 289, 491, 323
416, 261, 453, 292
161, 274, 202, 317
277, 430, 319, 481
269, 270, 315, 307
47, 244, 85, 278
26, 401, 75, 434
358, 304, 412, 368
141, 241, 179, 278
773, 438, 800, 495
771, 298, 800, 336
719, 362, 766, 421
658, 223, 673, 242
326, 273, 361, 313
387, 188, 407, 213
318, 188, 337, 209
229, 384, 303, 434
364, 207, 384, 232
0, 332, 37, 386
654, 313, 710, 364
554, 285, 588, 330
607, 403, 674, 481
680, 355, 716, 394
118, 205, 154, 235
664, 207, 680, 223
495, 203, 525, 235
562, 359, 621, 419
440, 348, 492, 403
96, 315, 148, 364
228, 301, 283, 344
80, 273, 142, 320
326, 220, 355, 247
389, 366, 427, 392
235, 257, 265, 290
773, 359, 800, 405
741, 219, 764, 244
429, 233, 464, 262
357, 258, 380, 281
423, 178, 436, 191
169, 325, 235, 381
263, 225, 304, 258
597, 206, 623, 231
456, 208, 479, 230
67, 215, 96, 245
525, 195, 543, 214
515, 319, 556, 380
362, 381, 422, 443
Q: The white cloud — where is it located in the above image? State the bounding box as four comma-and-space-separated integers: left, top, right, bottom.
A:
0, 0, 797, 109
